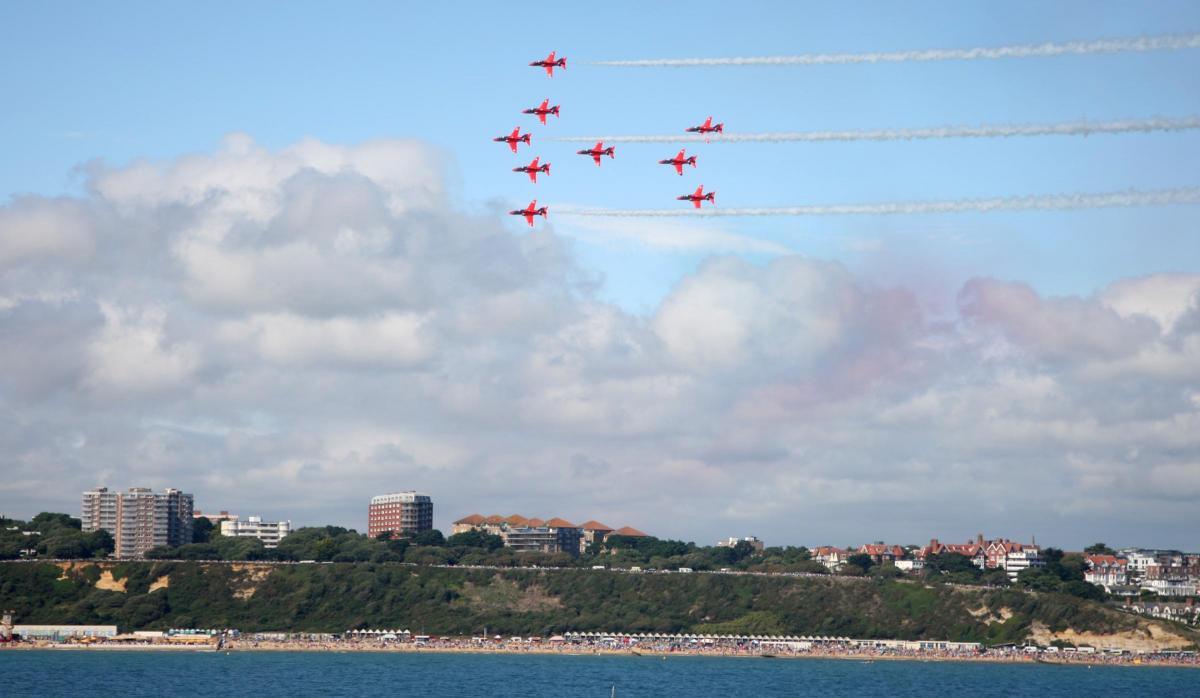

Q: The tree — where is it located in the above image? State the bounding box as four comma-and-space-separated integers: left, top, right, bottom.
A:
845, 553, 875, 574
30, 512, 82, 532
192, 517, 215, 544
446, 529, 504, 551
410, 529, 446, 547
1084, 543, 1115, 556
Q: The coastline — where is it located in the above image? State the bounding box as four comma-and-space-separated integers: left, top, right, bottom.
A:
5, 642, 1197, 669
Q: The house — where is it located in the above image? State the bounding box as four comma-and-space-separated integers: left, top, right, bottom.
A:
920, 535, 1041, 577
857, 543, 906, 565
1084, 555, 1128, 588
814, 547, 850, 571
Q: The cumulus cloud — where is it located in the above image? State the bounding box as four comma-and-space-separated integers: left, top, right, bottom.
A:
0, 135, 1196, 549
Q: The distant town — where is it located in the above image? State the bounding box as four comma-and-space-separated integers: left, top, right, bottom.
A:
1, 484, 1197, 636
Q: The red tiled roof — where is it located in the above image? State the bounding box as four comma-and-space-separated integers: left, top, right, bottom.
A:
544, 517, 578, 529
579, 520, 613, 532
525, 517, 545, 528
614, 526, 647, 537
484, 515, 505, 524
504, 514, 529, 526
454, 514, 485, 525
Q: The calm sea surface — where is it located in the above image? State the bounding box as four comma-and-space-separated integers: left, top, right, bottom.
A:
1, 650, 1196, 697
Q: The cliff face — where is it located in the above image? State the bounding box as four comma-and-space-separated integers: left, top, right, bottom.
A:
1, 561, 1195, 650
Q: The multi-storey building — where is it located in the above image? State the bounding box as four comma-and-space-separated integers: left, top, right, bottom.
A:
719, 536, 766, 553
194, 510, 239, 523
919, 535, 1042, 578
367, 492, 433, 539
1084, 555, 1129, 588
220, 516, 291, 548
450, 513, 641, 557
81, 487, 193, 558
857, 543, 904, 564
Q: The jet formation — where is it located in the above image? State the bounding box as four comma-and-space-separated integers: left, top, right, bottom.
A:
496, 52, 725, 225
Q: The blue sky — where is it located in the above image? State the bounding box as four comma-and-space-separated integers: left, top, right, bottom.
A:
3, 1, 1198, 314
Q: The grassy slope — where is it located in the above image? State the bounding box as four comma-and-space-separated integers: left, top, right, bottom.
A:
1, 561, 1194, 649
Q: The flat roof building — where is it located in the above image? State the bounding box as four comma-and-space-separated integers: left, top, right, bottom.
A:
220, 516, 291, 548
82, 487, 193, 559
367, 492, 433, 538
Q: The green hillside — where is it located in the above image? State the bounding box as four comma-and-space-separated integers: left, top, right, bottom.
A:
2, 561, 1195, 650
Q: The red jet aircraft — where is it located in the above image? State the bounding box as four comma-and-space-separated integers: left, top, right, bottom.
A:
530, 51, 567, 77
523, 99, 561, 125
677, 184, 715, 209
658, 149, 698, 176
686, 116, 724, 141
509, 199, 548, 227
493, 127, 531, 153
576, 141, 615, 167
513, 156, 551, 183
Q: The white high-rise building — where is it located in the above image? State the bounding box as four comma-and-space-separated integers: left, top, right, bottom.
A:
220, 516, 291, 548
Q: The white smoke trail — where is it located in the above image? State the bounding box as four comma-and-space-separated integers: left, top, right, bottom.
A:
594, 33, 1200, 67
557, 187, 1200, 218
552, 116, 1200, 144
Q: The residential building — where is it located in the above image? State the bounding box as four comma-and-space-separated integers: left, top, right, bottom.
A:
920, 535, 1041, 577
718, 536, 765, 553
81, 487, 193, 558
220, 516, 291, 548
857, 543, 905, 565
194, 510, 239, 523
814, 547, 850, 571
613, 526, 648, 538
1002, 547, 1045, 580
894, 559, 924, 572
450, 513, 639, 557
367, 492, 432, 539
579, 521, 614, 553
1084, 555, 1129, 588
503, 527, 560, 554
1141, 563, 1198, 597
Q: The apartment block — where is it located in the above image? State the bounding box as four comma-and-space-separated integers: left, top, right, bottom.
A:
367, 492, 433, 538
220, 516, 291, 548
81, 487, 193, 558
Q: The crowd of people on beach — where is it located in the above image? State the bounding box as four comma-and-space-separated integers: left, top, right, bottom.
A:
7, 631, 1198, 668
217, 633, 1200, 667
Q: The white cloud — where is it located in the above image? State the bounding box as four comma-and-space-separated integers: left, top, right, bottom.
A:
0, 134, 1197, 549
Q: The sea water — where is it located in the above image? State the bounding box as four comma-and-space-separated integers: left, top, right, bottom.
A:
1, 650, 1196, 697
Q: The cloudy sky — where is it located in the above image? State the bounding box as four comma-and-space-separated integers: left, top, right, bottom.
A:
2, 3, 1198, 550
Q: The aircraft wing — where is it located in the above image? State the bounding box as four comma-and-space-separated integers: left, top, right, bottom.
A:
508, 140, 518, 153
692, 198, 701, 209
524, 213, 534, 226
693, 185, 704, 197
592, 154, 601, 166
675, 149, 686, 161
538, 112, 547, 125
673, 162, 684, 176
545, 65, 554, 76
528, 171, 537, 183
510, 127, 520, 139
